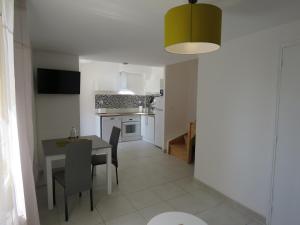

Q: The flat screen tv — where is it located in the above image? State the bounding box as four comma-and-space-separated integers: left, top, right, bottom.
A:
37, 68, 80, 94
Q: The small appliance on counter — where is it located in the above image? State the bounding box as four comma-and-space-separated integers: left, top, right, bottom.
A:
69, 127, 79, 139
148, 96, 155, 113
139, 106, 143, 112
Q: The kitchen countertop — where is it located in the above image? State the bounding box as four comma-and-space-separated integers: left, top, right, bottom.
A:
97, 112, 155, 117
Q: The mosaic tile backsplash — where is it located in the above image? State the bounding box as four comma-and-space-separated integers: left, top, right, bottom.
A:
95, 94, 154, 109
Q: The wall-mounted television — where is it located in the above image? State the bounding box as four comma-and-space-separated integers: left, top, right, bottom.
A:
37, 68, 80, 94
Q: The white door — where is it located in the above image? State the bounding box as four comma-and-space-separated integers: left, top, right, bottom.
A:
145, 116, 155, 144
141, 115, 146, 137
101, 116, 121, 142
142, 115, 155, 144
271, 43, 300, 225
154, 109, 164, 148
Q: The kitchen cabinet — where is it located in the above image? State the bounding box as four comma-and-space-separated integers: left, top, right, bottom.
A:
101, 116, 122, 142
141, 115, 155, 144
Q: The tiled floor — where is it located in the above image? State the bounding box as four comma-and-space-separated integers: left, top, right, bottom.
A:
36, 140, 265, 225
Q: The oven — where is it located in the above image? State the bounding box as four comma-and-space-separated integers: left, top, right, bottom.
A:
121, 115, 142, 141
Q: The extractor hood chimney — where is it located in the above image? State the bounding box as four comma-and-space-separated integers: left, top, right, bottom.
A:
118, 71, 135, 95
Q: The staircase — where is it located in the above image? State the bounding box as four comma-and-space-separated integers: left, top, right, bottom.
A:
168, 122, 196, 163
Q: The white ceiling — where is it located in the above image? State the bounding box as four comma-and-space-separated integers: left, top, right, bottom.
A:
28, 0, 300, 66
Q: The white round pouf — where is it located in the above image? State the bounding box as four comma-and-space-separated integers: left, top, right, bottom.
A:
147, 212, 207, 225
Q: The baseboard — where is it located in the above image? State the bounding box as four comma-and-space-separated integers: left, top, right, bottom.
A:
194, 178, 267, 225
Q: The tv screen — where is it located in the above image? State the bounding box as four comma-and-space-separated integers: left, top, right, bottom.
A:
37, 68, 80, 94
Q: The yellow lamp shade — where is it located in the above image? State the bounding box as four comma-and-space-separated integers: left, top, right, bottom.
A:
165, 3, 222, 54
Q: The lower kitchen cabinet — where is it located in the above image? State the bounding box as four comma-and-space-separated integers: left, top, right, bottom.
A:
101, 116, 122, 142
141, 115, 155, 144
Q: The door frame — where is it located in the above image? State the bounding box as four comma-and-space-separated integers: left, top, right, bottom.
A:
267, 39, 300, 225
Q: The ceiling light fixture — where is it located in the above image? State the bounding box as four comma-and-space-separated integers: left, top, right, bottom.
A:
164, 0, 222, 54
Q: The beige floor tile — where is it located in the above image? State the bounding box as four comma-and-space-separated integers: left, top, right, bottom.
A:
150, 182, 186, 200
105, 212, 147, 225
57, 195, 104, 225
138, 202, 174, 222
125, 189, 162, 210
59, 210, 103, 225
190, 188, 225, 212
247, 222, 263, 225
198, 202, 253, 225
167, 194, 204, 215
36, 140, 264, 225
96, 195, 136, 221
117, 175, 153, 194
173, 177, 204, 193
39, 208, 60, 225
246, 222, 265, 225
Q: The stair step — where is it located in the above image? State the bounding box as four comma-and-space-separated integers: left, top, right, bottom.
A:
184, 134, 188, 145
169, 143, 188, 161
170, 143, 186, 150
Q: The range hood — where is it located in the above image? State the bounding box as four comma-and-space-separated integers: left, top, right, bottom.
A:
118, 71, 142, 95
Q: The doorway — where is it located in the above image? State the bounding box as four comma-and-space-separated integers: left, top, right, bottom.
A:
270, 41, 300, 225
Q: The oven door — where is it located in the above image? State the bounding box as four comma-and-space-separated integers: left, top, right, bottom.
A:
122, 121, 141, 138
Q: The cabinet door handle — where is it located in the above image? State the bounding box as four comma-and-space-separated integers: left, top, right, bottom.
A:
110, 118, 115, 120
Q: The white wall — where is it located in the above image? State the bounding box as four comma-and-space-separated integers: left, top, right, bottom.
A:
195, 19, 300, 218
164, 59, 198, 149
79, 60, 164, 136
33, 50, 80, 170
79, 61, 119, 136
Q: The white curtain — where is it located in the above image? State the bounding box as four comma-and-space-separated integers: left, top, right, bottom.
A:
0, 0, 39, 224
14, 0, 40, 224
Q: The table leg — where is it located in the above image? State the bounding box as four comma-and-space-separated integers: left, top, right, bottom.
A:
46, 157, 53, 209
106, 147, 112, 194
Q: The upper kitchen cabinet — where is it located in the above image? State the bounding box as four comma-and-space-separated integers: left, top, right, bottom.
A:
144, 67, 165, 95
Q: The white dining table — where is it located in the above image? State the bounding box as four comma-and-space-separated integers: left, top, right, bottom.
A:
42, 135, 112, 210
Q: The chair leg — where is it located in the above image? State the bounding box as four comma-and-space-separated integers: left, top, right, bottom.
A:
115, 167, 119, 185
64, 191, 68, 221
90, 188, 93, 211
91, 165, 94, 179
52, 176, 56, 206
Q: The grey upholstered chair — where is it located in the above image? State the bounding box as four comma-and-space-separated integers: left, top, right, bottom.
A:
92, 126, 121, 184
52, 140, 93, 221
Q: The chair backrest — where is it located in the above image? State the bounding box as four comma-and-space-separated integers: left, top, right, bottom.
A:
109, 127, 121, 167
65, 140, 92, 195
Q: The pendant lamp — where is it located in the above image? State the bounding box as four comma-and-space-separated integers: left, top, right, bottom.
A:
164, 0, 222, 54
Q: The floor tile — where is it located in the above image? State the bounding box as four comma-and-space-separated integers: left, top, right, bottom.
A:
138, 202, 174, 222
105, 212, 147, 225
173, 177, 204, 193
96, 195, 136, 221
59, 210, 103, 225
150, 182, 186, 200
247, 222, 263, 225
36, 140, 265, 225
57, 195, 104, 225
167, 194, 204, 215
190, 188, 224, 212
246, 222, 265, 225
125, 189, 162, 210
39, 208, 60, 225
198, 202, 253, 225
117, 175, 152, 193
